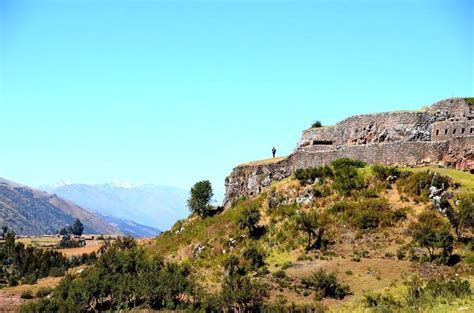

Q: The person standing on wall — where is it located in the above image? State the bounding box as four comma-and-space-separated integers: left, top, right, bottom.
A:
272, 147, 276, 158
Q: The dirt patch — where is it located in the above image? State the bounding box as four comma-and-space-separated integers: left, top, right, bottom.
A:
286, 256, 415, 307
0, 291, 27, 312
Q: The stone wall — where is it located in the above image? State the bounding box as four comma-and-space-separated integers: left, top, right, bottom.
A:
336, 111, 434, 145
224, 136, 473, 206
295, 126, 336, 150
295, 97, 473, 151
431, 119, 474, 141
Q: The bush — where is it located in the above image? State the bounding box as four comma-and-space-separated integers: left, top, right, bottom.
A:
238, 205, 262, 237
22, 273, 38, 285
20, 290, 34, 299
275, 203, 298, 218
450, 194, 474, 239
365, 276, 472, 311
301, 269, 350, 300
364, 292, 401, 311
411, 210, 454, 262
331, 158, 366, 170
296, 211, 329, 250
397, 171, 450, 200
330, 199, 401, 231
49, 267, 66, 277
406, 276, 472, 306
242, 246, 266, 271
35, 286, 53, 298
20, 239, 196, 312
332, 166, 365, 196
311, 120, 322, 128
424, 277, 471, 298
372, 164, 400, 181
221, 273, 269, 312
294, 166, 333, 186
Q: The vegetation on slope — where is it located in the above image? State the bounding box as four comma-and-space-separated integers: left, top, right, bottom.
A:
0, 227, 95, 288
18, 159, 474, 312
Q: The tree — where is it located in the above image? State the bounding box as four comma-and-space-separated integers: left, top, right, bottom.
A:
238, 205, 261, 237
296, 211, 326, 250
412, 210, 454, 261
301, 269, 350, 300
221, 274, 269, 312
242, 246, 265, 271
187, 180, 214, 218
71, 219, 84, 236
446, 194, 474, 240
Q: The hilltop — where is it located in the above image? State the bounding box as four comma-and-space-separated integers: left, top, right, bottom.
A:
225, 97, 473, 205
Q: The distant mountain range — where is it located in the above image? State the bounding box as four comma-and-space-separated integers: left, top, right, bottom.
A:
0, 178, 119, 236
41, 181, 204, 231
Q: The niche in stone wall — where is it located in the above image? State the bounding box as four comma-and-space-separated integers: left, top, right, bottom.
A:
312, 140, 333, 145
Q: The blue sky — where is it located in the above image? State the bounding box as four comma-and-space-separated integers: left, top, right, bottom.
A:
0, 0, 472, 193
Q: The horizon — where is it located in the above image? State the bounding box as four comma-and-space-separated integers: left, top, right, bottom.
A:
1, 0, 472, 192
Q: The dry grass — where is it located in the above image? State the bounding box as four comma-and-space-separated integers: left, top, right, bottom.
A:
2, 276, 62, 296
16, 237, 60, 248
238, 156, 288, 167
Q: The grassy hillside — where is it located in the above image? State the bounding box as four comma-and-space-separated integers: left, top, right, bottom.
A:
150, 161, 474, 311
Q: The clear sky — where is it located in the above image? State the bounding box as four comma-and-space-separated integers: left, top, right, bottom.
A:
0, 0, 472, 193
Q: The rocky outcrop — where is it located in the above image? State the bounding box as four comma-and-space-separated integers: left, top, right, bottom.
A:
224, 98, 474, 206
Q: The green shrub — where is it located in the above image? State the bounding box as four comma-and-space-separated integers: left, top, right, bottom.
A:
35, 286, 53, 298
275, 203, 298, 218
372, 164, 400, 181
364, 292, 401, 311
48, 266, 66, 277
301, 269, 350, 300
295, 166, 333, 185
406, 276, 472, 306
411, 210, 454, 262
397, 171, 450, 200
424, 277, 471, 298
272, 270, 287, 279
331, 158, 366, 170
330, 199, 401, 231
238, 204, 262, 237
296, 211, 329, 250
332, 166, 365, 196
20, 290, 34, 299
365, 276, 472, 311
242, 246, 266, 271
22, 273, 38, 285
312, 120, 322, 128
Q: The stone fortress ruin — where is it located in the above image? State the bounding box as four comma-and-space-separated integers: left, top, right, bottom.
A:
224, 98, 474, 205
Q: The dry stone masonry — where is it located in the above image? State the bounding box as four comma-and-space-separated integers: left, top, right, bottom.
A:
224, 98, 474, 206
